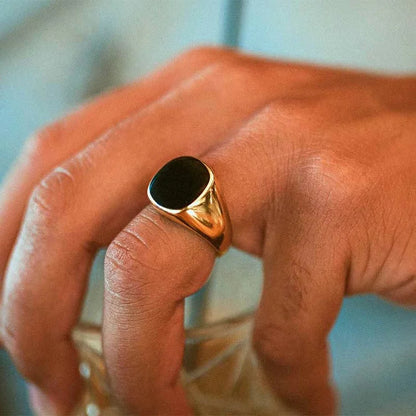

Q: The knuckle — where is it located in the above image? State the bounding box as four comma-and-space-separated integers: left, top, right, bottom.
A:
267, 96, 305, 114
267, 96, 323, 124
105, 211, 174, 296
28, 166, 76, 222
290, 149, 367, 215
105, 208, 212, 301
253, 99, 314, 143
211, 59, 258, 83
265, 93, 350, 134
105, 232, 153, 285
24, 122, 63, 163
252, 321, 324, 372
252, 322, 303, 370
177, 45, 229, 63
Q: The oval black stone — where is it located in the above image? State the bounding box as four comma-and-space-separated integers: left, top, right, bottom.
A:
149, 156, 210, 210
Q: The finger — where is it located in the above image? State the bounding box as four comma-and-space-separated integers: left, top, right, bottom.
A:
0, 46, 231, 281
253, 178, 348, 414
104, 206, 215, 414
1, 61, 279, 413
101, 105, 295, 413
199, 107, 348, 414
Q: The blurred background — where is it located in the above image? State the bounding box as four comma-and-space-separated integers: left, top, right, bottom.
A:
1, 1, 416, 415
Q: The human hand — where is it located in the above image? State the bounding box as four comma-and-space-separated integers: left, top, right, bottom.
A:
0, 47, 415, 415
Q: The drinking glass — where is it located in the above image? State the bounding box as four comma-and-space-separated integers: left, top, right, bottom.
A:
71, 249, 291, 415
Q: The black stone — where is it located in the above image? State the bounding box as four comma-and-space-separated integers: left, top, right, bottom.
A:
149, 156, 210, 210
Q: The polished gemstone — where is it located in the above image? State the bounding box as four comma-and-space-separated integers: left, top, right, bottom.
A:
149, 156, 210, 210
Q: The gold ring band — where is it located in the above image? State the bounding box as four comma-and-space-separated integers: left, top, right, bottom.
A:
147, 156, 232, 255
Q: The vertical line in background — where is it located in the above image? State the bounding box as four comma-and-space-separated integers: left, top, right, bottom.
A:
223, 0, 244, 48
188, 0, 245, 329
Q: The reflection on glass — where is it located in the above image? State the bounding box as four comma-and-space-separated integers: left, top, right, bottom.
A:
72, 311, 288, 415
73, 248, 291, 415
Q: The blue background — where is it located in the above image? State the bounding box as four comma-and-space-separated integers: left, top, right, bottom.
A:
1, 1, 415, 414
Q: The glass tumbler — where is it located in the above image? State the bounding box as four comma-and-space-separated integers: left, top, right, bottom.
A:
71, 249, 292, 416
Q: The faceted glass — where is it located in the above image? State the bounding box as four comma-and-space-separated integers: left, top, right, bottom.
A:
72, 249, 290, 415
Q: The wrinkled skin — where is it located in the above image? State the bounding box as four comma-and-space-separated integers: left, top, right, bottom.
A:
0, 47, 415, 415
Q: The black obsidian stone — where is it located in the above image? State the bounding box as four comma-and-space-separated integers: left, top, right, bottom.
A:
149, 156, 210, 210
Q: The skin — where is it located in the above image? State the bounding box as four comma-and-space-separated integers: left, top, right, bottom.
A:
0, 46, 415, 415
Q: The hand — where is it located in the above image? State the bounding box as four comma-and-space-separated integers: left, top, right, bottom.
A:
0, 46, 415, 415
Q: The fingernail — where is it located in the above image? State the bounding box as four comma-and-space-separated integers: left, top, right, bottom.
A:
28, 385, 59, 416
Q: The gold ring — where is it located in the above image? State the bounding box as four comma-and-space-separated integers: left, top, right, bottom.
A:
147, 156, 232, 255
